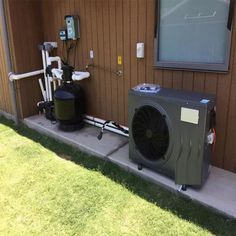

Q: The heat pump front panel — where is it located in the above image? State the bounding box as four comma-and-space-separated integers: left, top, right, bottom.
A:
128, 95, 181, 177
129, 89, 214, 186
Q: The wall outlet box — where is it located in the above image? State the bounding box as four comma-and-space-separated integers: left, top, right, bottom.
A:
136, 42, 144, 58
90, 50, 94, 59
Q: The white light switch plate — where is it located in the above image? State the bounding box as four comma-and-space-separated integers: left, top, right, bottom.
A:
90, 50, 94, 59
136, 42, 144, 58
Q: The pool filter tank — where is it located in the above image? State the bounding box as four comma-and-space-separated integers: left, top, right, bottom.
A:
54, 65, 85, 131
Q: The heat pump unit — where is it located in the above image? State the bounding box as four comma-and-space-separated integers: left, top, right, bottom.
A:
129, 84, 216, 188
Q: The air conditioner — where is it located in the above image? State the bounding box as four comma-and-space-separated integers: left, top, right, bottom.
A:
129, 84, 216, 189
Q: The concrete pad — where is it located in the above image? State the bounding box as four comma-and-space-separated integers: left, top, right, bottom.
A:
0, 109, 14, 121
108, 144, 236, 219
24, 115, 128, 159
184, 167, 236, 219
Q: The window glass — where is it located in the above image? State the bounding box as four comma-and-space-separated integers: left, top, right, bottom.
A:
157, 0, 231, 70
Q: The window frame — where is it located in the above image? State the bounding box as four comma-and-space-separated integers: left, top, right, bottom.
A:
154, 0, 233, 72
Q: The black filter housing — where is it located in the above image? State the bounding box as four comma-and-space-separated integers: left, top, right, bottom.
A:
54, 82, 85, 131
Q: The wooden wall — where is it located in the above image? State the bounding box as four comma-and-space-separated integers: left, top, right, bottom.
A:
0, 4, 12, 114
4, 0, 44, 118
4, 0, 236, 173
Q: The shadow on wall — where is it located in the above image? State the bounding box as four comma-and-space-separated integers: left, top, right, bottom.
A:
0, 116, 236, 235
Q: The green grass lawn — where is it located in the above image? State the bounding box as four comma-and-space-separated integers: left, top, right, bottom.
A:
0, 116, 236, 236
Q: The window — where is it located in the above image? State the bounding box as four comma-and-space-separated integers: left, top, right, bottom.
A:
155, 0, 234, 72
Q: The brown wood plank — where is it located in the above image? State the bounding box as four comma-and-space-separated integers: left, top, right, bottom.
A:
172, 70, 183, 90
224, 71, 236, 171
90, 0, 100, 117
123, 0, 131, 125
76, 0, 91, 120
102, 0, 112, 120
84, 0, 94, 116
78, 0, 87, 70
116, 0, 124, 124
73, 0, 82, 70
216, 72, 233, 168
154, 69, 163, 87
193, 72, 205, 92
130, 0, 138, 89
0, 20, 8, 112
145, 0, 155, 84
204, 73, 218, 95
163, 70, 173, 88
54, 0, 63, 61
137, 0, 146, 85
96, 0, 106, 120
182, 71, 194, 91
0, 35, 8, 112
109, 0, 118, 121
222, 16, 236, 171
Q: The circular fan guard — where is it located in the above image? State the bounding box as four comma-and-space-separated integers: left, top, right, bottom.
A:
132, 105, 169, 161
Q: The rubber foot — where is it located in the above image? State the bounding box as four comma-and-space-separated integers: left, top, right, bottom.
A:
138, 164, 143, 171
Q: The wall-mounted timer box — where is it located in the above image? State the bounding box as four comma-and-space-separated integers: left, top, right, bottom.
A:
59, 29, 67, 41
65, 15, 80, 40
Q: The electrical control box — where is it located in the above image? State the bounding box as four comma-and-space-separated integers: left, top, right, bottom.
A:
65, 15, 80, 40
59, 29, 67, 41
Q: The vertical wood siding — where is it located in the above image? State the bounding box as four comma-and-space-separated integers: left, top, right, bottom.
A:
4, 0, 44, 118
0, 8, 12, 114
4, 0, 236, 173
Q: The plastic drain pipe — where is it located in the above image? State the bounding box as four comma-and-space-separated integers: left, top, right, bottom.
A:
41, 49, 49, 101
84, 115, 129, 137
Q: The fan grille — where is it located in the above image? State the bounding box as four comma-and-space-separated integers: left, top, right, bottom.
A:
132, 105, 169, 161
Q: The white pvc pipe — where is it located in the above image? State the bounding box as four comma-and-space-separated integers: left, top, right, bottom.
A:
48, 77, 53, 101
53, 80, 57, 91
45, 51, 50, 65
72, 71, 90, 81
49, 56, 62, 69
84, 115, 129, 137
9, 69, 44, 81
38, 78, 46, 101
85, 115, 128, 130
45, 51, 52, 101
84, 119, 129, 137
41, 50, 49, 101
